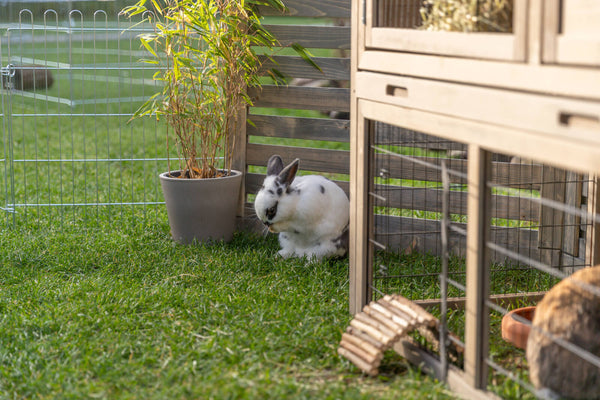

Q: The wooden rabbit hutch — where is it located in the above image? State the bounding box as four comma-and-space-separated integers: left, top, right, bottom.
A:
347, 0, 600, 398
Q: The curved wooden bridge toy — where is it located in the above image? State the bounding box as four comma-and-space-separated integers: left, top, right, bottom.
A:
338, 294, 459, 376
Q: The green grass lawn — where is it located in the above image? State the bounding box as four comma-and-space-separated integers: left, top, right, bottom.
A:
0, 220, 457, 399
0, 15, 545, 399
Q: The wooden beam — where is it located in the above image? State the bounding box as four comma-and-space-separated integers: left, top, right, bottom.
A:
414, 291, 547, 311
538, 166, 566, 268
258, 55, 350, 81
246, 143, 349, 174
249, 85, 350, 112
349, 105, 371, 314
257, 0, 351, 19
586, 176, 600, 267
464, 145, 492, 390
246, 115, 349, 142
264, 25, 351, 50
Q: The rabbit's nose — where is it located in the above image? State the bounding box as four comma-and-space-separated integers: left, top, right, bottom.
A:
264, 221, 272, 227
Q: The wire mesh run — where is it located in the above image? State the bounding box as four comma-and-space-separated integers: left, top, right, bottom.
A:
366, 120, 600, 397
1, 9, 170, 230
374, 0, 514, 33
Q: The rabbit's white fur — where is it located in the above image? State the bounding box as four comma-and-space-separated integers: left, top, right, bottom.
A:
254, 155, 349, 260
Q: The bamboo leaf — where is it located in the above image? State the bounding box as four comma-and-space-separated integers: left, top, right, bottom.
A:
140, 38, 158, 58
291, 43, 323, 73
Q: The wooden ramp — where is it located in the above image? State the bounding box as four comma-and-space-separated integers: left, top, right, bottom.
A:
338, 294, 452, 376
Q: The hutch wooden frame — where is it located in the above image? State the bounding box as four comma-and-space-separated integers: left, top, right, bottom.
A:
350, 0, 600, 397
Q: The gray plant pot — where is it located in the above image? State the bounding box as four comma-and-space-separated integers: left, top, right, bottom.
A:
159, 169, 243, 244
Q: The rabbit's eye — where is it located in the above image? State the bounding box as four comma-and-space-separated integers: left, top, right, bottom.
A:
266, 203, 278, 220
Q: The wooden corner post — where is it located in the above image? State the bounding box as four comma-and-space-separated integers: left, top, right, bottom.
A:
349, 0, 370, 315
464, 145, 492, 389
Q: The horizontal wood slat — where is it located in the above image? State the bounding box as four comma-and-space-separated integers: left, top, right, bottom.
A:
265, 25, 351, 49
246, 143, 349, 174
374, 154, 542, 189
258, 0, 351, 18
259, 55, 350, 81
247, 114, 349, 142
374, 124, 467, 152
374, 186, 539, 222
246, 173, 349, 196
373, 215, 539, 264
249, 85, 350, 112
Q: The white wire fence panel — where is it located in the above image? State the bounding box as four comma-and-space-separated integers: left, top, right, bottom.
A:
1, 9, 171, 230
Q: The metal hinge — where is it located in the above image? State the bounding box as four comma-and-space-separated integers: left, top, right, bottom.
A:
1, 64, 16, 90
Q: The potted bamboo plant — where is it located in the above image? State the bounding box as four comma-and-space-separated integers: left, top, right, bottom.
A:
121, 0, 289, 244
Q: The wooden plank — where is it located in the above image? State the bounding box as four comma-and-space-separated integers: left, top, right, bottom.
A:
246, 143, 349, 174
512, 0, 529, 61
373, 153, 542, 189
561, 0, 600, 35
349, 3, 369, 315
258, 55, 350, 81
357, 50, 600, 101
526, 0, 543, 65
464, 146, 492, 389
367, 28, 520, 61
356, 71, 600, 147
372, 214, 539, 264
372, 185, 539, 222
563, 171, 583, 257
245, 173, 349, 196
360, 99, 600, 175
586, 177, 600, 266
264, 25, 351, 49
257, 0, 351, 18
247, 114, 349, 142
249, 85, 350, 112
541, 0, 560, 63
374, 123, 467, 151
414, 291, 547, 310
555, 36, 600, 67
538, 166, 566, 267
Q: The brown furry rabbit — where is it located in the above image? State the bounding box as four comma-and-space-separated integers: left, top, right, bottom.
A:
527, 266, 600, 399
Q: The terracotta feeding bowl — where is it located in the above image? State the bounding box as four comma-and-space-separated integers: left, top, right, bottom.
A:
501, 306, 536, 350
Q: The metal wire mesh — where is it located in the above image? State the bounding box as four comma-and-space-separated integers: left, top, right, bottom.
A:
1, 9, 170, 230
367, 120, 600, 397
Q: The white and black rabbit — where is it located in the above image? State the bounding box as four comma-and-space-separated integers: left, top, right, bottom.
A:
254, 155, 349, 260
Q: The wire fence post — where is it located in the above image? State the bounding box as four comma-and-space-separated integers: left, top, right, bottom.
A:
439, 160, 450, 382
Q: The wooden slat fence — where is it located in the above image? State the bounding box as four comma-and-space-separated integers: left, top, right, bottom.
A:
237, 0, 351, 229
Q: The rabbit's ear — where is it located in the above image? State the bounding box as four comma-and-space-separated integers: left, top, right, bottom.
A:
267, 155, 284, 176
278, 158, 299, 188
